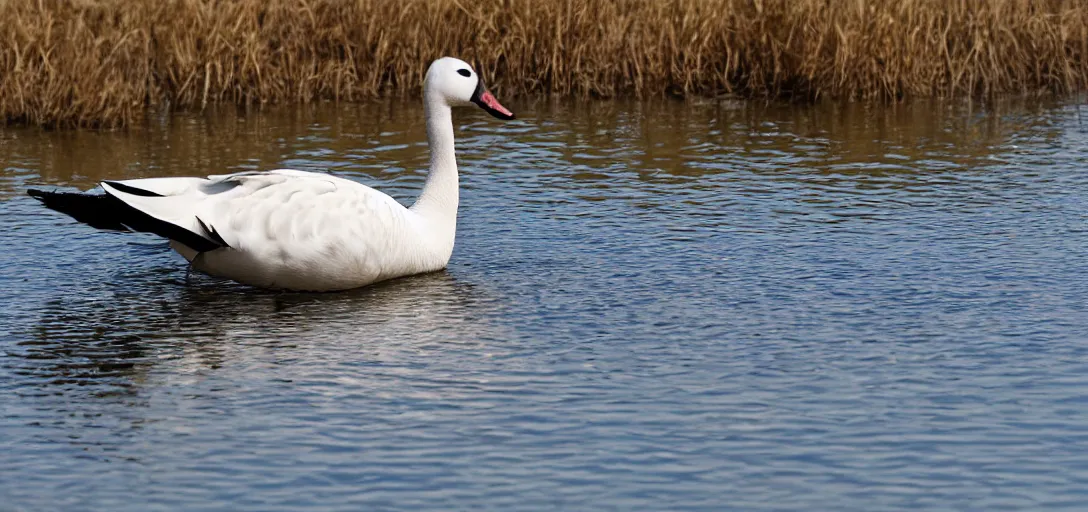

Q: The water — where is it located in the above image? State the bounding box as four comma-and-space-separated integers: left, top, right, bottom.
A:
3, 97, 1088, 510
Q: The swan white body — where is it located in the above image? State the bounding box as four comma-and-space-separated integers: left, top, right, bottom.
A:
104, 169, 454, 291
32, 57, 515, 292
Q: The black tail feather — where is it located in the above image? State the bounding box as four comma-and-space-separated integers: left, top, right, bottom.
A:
27, 189, 131, 231
27, 188, 223, 253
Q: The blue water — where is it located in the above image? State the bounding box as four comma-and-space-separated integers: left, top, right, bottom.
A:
3, 98, 1088, 510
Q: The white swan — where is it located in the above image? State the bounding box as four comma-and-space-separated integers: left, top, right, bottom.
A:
28, 57, 515, 291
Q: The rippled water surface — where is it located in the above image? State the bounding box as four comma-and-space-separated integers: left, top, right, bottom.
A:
3, 98, 1088, 510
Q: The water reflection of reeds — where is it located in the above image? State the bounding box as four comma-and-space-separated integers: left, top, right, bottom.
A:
1, 97, 1075, 204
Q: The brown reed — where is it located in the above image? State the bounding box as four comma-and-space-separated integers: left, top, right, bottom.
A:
1, 0, 1086, 128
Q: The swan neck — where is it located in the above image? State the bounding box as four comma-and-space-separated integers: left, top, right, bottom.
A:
412, 98, 458, 217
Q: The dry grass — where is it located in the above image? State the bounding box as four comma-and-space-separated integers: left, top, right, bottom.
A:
1, 0, 1087, 128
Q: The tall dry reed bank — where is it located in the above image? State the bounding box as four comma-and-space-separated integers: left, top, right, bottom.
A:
2, 0, 1087, 127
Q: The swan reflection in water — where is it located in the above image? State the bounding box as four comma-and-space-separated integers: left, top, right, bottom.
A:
16, 269, 514, 403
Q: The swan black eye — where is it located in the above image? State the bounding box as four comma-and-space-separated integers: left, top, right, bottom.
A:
457, 69, 472, 77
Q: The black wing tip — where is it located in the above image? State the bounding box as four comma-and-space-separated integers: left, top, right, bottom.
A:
27, 188, 83, 202
103, 181, 164, 197
196, 217, 231, 249
27, 185, 224, 253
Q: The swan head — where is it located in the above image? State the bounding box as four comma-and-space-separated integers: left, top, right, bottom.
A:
424, 57, 515, 120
